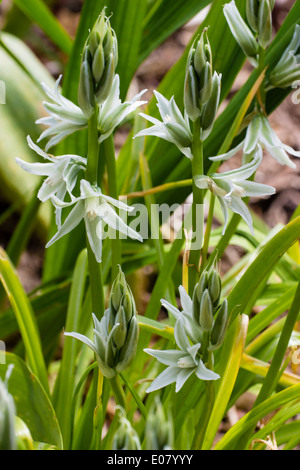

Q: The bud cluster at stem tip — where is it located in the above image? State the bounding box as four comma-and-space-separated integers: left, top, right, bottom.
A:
78, 9, 118, 118
64, 266, 139, 378
192, 265, 228, 351
184, 28, 221, 140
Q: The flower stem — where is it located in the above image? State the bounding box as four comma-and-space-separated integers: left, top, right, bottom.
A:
192, 352, 215, 450
86, 107, 105, 319
109, 374, 126, 409
103, 134, 121, 282
119, 372, 147, 420
200, 192, 215, 273
188, 118, 204, 295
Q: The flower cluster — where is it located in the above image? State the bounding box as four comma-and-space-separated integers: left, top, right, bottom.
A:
65, 267, 139, 378
145, 266, 228, 393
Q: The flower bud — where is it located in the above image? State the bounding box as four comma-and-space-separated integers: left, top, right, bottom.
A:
199, 289, 214, 332
224, 1, 259, 64
268, 24, 300, 89
184, 29, 213, 121
208, 268, 222, 311
246, 0, 275, 48
78, 10, 118, 117
200, 71, 222, 141
65, 267, 139, 378
209, 299, 228, 351
112, 407, 141, 450
145, 398, 174, 450
192, 271, 209, 324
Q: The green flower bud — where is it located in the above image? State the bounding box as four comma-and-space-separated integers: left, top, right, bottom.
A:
78, 10, 118, 116
200, 71, 222, 141
184, 29, 213, 121
64, 267, 139, 378
199, 288, 214, 332
246, 0, 274, 49
78, 58, 95, 119
145, 398, 174, 450
224, 1, 259, 64
192, 271, 209, 324
209, 299, 228, 351
208, 267, 222, 311
112, 407, 141, 450
268, 24, 300, 89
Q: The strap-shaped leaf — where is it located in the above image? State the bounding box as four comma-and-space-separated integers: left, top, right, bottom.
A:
12, 0, 73, 55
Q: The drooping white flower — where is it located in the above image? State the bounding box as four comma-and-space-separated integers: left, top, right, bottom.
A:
196, 146, 276, 234
144, 319, 219, 393
135, 91, 193, 160
210, 114, 300, 169
47, 179, 143, 263
16, 136, 87, 228
36, 75, 88, 151
97, 74, 147, 143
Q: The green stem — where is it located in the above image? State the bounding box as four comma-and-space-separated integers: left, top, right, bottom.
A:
200, 193, 215, 273
103, 134, 121, 282
192, 352, 215, 449
109, 374, 126, 409
119, 372, 147, 420
86, 107, 105, 319
188, 118, 204, 295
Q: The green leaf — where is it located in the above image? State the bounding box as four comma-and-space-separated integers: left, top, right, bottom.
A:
227, 216, 300, 324
12, 0, 73, 55
201, 314, 249, 450
0, 248, 49, 395
215, 382, 300, 450
139, 0, 213, 65
0, 353, 62, 449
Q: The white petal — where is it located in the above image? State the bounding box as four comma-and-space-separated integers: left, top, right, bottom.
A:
144, 348, 184, 366
178, 285, 193, 315
101, 205, 143, 242
15, 158, 53, 176
46, 200, 85, 247
64, 331, 98, 355
175, 368, 195, 392
239, 180, 276, 197
174, 319, 190, 352
85, 215, 103, 263
160, 299, 181, 320
209, 141, 244, 162
229, 195, 254, 234
196, 360, 220, 381
146, 366, 179, 393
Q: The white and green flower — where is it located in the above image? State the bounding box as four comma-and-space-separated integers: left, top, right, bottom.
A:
145, 319, 219, 393
196, 147, 275, 234
210, 114, 300, 169
97, 74, 147, 143
36, 75, 88, 151
16, 136, 87, 228
47, 179, 143, 263
135, 91, 193, 160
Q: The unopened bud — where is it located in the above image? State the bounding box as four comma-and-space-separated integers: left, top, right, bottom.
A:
208, 267, 222, 311
199, 289, 214, 332
78, 10, 118, 116
200, 71, 222, 141
209, 299, 228, 351
112, 407, 141, 450
224, 1, 259, 63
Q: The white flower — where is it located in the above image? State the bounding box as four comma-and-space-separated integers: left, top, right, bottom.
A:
16, 136, 87, 228
98, 74, 147, 143
135, 91, 193, 160
210, 114, 300, 169
144, 319, 219, 393
36, 75, 88, 151
160, 285, 203, 345
47, 179, 143, 263
196, 147, 276, 234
